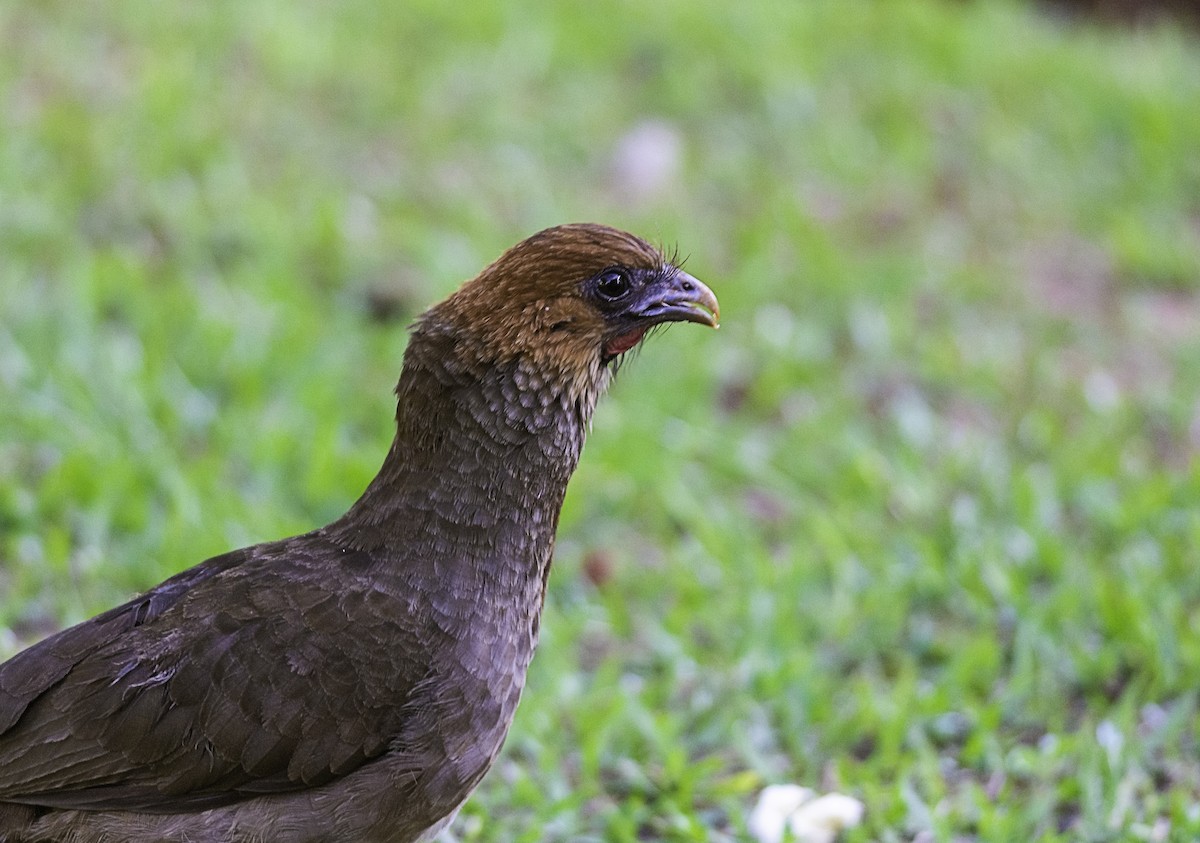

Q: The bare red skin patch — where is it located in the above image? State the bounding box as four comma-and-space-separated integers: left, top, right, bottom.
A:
603, 327, 649, 358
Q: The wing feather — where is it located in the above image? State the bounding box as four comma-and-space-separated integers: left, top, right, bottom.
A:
0, 535, 430, 813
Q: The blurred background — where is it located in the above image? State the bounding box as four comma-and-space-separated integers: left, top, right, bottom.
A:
1, 1, 1199, 840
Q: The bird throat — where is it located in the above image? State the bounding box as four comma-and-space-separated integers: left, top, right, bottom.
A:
603, 326, 648, 359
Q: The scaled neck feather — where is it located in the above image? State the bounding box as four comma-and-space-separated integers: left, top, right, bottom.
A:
325, 317, 610, 555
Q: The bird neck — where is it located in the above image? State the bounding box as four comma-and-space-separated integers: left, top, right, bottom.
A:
325, 323, 608, 560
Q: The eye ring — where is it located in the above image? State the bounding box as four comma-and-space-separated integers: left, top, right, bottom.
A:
595, 269, 632, 301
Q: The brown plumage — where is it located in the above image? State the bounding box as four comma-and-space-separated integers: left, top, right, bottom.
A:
0, 224, 719, 843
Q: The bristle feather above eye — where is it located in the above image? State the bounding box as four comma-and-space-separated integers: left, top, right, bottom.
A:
663, 242, 684, 271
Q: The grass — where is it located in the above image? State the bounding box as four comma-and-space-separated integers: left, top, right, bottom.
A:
2, 0, 1200, 840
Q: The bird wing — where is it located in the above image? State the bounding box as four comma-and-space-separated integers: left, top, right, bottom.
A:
0, 535, 431, 813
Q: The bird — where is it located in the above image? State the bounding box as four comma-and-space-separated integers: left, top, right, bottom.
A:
0, 223, 720, 843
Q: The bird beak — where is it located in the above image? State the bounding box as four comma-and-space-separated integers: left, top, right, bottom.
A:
633, 270, 721, 329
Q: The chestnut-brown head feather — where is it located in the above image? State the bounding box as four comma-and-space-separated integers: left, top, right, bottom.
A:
416, 224, 718, 400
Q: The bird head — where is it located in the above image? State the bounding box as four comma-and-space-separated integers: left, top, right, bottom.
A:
422, 224, 719, 397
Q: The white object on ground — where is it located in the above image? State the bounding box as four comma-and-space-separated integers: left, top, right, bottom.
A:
748, 784, 865, 843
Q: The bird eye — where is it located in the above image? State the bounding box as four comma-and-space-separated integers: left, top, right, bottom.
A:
595, 270, 632, 301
